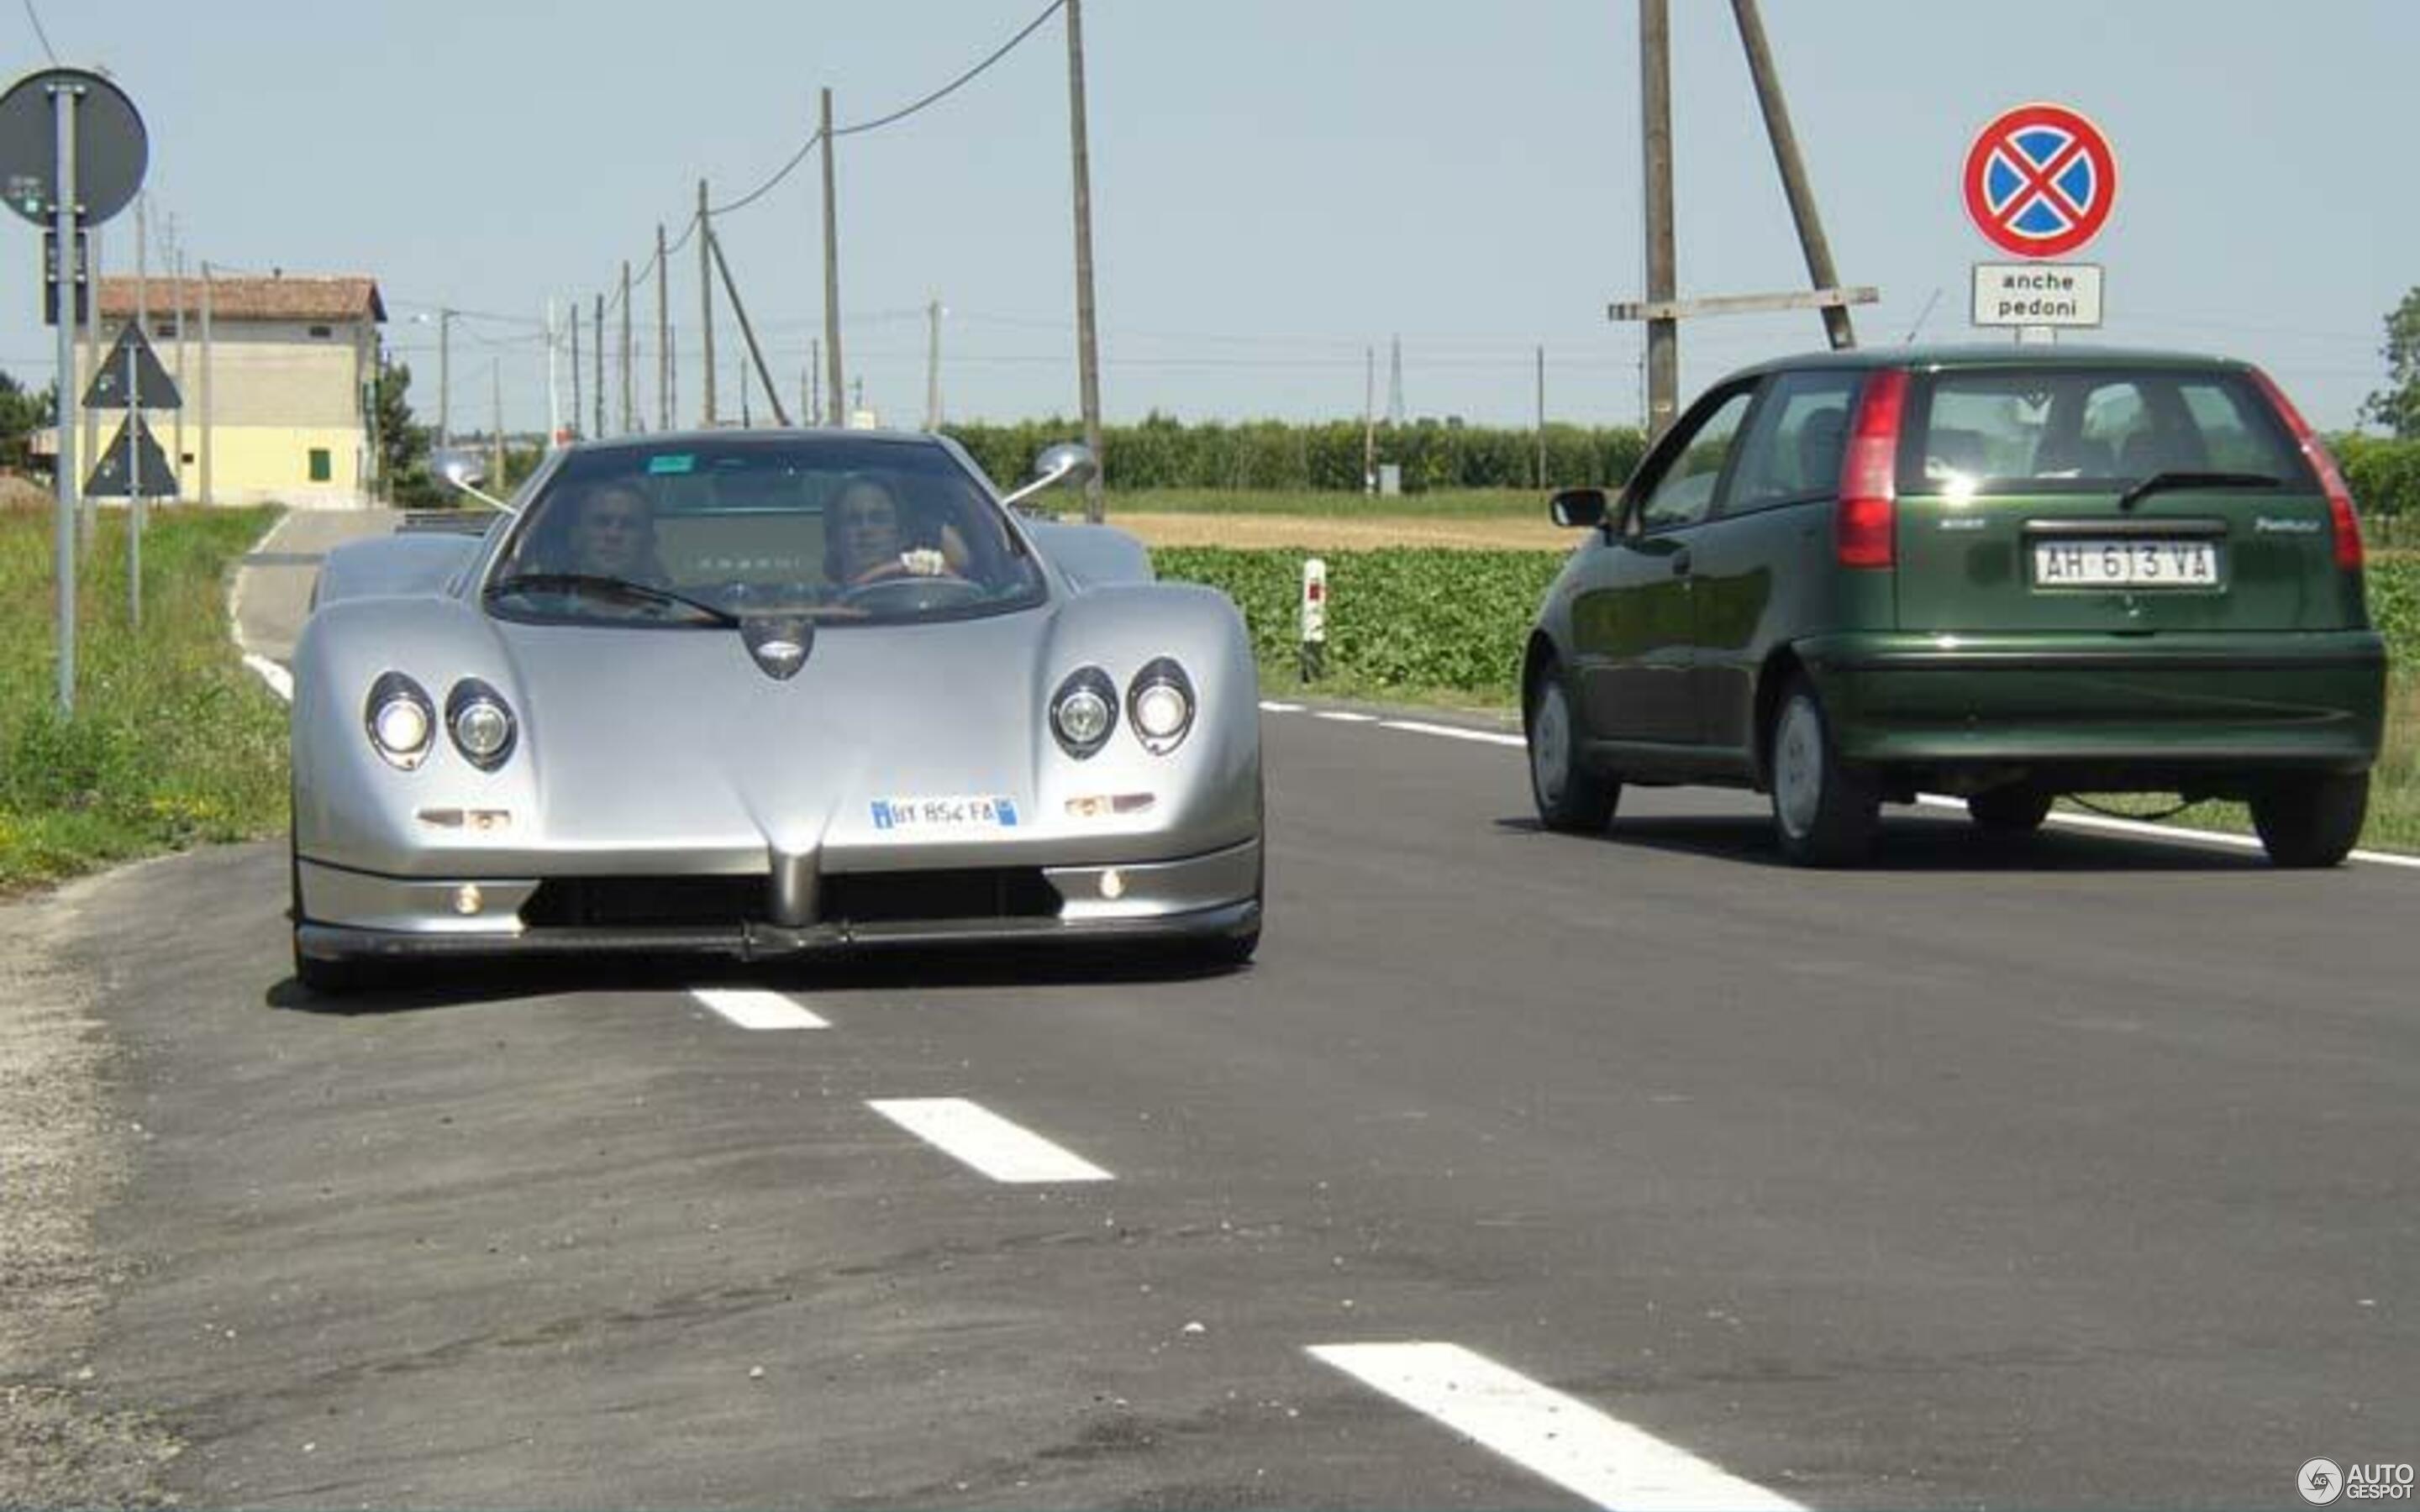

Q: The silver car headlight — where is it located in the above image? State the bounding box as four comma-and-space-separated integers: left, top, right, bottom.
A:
1126, 658, 1196, 756
365, 672, 436, 770
446, 679, 518, 771
1050, 667, 1118, 759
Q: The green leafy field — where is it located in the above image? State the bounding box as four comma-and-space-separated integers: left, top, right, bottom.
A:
0, 505, 290, 894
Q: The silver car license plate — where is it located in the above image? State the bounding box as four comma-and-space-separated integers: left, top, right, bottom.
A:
2032, 538, 2220, 589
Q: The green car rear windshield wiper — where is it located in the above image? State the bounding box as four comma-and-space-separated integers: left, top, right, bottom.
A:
2115, 470, 2282, 512
485, 572, 742, 627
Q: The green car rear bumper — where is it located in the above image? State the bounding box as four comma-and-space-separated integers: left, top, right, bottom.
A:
1797, 630, 2387, 775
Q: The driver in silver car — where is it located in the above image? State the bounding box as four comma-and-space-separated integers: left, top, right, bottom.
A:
563, 482, 666, 584
827, 474, 966, 588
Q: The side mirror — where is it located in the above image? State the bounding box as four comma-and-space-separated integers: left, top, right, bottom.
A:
1001, 441, 1098, 510
1549, 486, 1609, 529
429, 445, 513, 514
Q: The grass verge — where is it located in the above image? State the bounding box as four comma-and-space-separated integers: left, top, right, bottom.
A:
0, 505, 290, 896
1090, 487, 1549, 520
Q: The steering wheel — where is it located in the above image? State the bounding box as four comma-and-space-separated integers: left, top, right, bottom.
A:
838, 570, 986, 613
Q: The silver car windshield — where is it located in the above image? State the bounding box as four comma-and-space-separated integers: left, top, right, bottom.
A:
483, 436, 1046, 627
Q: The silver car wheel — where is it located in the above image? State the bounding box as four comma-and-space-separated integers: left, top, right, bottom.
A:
1531, 681, 1573, 808
1774, 695, 1824, 839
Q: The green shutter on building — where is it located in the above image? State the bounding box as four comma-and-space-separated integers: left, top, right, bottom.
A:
308, 448, 332, 482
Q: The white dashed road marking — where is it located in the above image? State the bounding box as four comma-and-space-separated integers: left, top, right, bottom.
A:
1308, 1342, 1803, 1512
1313, 710, 1381, 723
867, 1097, 1113, 1183
692, 988, 829, 1030
1259, 700, 1305, 712
1378, 717, 1524, 748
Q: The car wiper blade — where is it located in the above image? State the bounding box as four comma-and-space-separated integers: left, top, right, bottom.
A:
2115, 470, 2282, 512
485, 572, 741, 627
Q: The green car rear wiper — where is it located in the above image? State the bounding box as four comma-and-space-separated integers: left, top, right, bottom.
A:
485, 572, 742, 627
2115, 470, 2282, 512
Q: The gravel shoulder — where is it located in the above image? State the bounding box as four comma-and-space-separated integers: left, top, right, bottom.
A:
0, 866, 182, 1508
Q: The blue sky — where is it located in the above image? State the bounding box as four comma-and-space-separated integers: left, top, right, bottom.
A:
8, 1, 2415, 435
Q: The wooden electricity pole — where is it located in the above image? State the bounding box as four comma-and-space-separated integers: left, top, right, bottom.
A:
1065, 0, 1105, 520
697, 182, 716, 427
592, 292, 605, 438
1640, 0, 1679, 441
820, 88, 844, 426
619, 260, 633, 433
655, 223, 671, 431
1731, 0, 1855, 350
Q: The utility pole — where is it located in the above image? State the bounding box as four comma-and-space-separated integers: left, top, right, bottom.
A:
925, 297, 943, 430
438, 307, 453, 449
80, 224, 100, 553
1640, 0, 1680, 440
819, 87, 844, 427
1730, 0, 1855, 349
1362, 345, 1376, 493
569, 299, 583, 440
809, 338, 821, 427
703, 225, 792, 426
697, 183, 717, 427
618, 260, 633, 434
545, 298, 560, 446
490, 360, 504, 488
1064, 0, 1105, 521
198, 262, 213, 505
1535, 345, 1548, 489
1387, 335, 1404, 426
171, 239, 185, 500
655, 223, 671, 431
50, 77, 78, 712
592, 292, 605, 438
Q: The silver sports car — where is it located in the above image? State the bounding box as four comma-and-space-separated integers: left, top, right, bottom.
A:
288, 430, 1263, 992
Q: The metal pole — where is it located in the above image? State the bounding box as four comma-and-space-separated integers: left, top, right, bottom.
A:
809, 338, 820, 428
438, 307, 452, 449
131, 192, 146, 624
50, 81, 80, 715
618, 260, 633, 434
697, 182, 716, 427
1362, 345, 1376, 493
491, 360, 503, 487
820, 89, 844, 427
655, 223, 671, 432
171, 243, 185, 500
925, 297, 942, 430
1730, 0, 1855, 349
198, 261, 213, 505
1640, 0, 1680, 441
1535, 344, 1547, 489
592, 292, 605, 438
80, 223, 100, 554
1065, 0, 1105, 521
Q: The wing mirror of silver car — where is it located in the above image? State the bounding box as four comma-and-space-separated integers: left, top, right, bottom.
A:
1549, 486, 1610, 530
1001, 442, 1099, 510
432, 446, 516, 515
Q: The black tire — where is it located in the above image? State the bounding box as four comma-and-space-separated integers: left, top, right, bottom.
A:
2250, 771, 2369, 869
1767, 676, 1880, 867
1968, 785, 2054, 834
1526, 665, 1618, 833
293, 942, 368, 997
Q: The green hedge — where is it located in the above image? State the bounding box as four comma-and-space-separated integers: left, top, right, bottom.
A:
944, 416, 1647, 495
1154, 546, 2420, 707
2337, 434, 2420, 525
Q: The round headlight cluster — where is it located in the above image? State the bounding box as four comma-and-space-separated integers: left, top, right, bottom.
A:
1051, 667, 1118, 759
365, 673, 435, 769
446, 679, 518, 770
1126, 659, 1196, 755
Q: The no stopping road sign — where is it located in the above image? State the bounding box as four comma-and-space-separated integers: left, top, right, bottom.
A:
1963, 102, 2117, 260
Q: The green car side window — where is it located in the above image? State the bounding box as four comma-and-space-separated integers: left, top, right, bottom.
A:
1639, 389, 1756, 532
1727, 371, 1863, 512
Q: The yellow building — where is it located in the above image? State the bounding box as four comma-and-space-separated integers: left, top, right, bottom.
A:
82, 273, 386, 508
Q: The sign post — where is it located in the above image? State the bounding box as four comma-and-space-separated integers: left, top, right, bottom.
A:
1, 66, 150, 714
1961, 102, 2118, 344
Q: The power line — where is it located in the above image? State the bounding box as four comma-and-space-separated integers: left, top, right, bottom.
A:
19, 0, 56, 62
834, 0, 1067, 138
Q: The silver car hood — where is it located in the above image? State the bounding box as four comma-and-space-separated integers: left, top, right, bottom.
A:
491, 611, 1056, 861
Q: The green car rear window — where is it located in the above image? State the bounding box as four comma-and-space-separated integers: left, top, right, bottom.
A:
1901, 367, 2309, 495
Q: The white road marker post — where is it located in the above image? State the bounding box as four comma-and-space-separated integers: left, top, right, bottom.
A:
1299, 555, 1327, 684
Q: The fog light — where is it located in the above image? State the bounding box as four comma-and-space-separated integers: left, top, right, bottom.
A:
452, 884, 484, 916
1099, 869, 1125, 900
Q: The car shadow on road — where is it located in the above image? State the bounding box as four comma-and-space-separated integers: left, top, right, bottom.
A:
266, 942, 1249, 1016
1493, 811, 2275, 873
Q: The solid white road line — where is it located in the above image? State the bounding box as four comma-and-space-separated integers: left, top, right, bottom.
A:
691, 987, 829, 1031
231, 512, 302, 704
866, 1097, 1113, 1183
1259, 700, 1306, 712
1313, 710, 1381, 723
1912, 793, 2420, 870
243, 652, 295, 704
1308, 1342, 1803, 1512
1379, 717, 1525, 748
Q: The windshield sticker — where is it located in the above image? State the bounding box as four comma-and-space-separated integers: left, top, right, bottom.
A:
871, 795, 1020, 832
647, 454, 697, 475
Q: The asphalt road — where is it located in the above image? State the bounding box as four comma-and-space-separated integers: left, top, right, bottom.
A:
34, 686, 2420, 1509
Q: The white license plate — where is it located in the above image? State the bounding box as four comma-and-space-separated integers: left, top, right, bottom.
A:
2032, 538, 2220, 588
869, 795, 1022, 832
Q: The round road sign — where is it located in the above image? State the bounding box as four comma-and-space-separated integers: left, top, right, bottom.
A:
1962, 102, 2116, 260
0, 67, 149, 228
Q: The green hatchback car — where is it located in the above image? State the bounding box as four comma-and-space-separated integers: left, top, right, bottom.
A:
1522, 348, 2386, 867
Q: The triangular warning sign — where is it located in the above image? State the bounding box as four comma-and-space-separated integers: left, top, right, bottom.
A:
83, 412, 181, 499
81, 323, 182, 412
